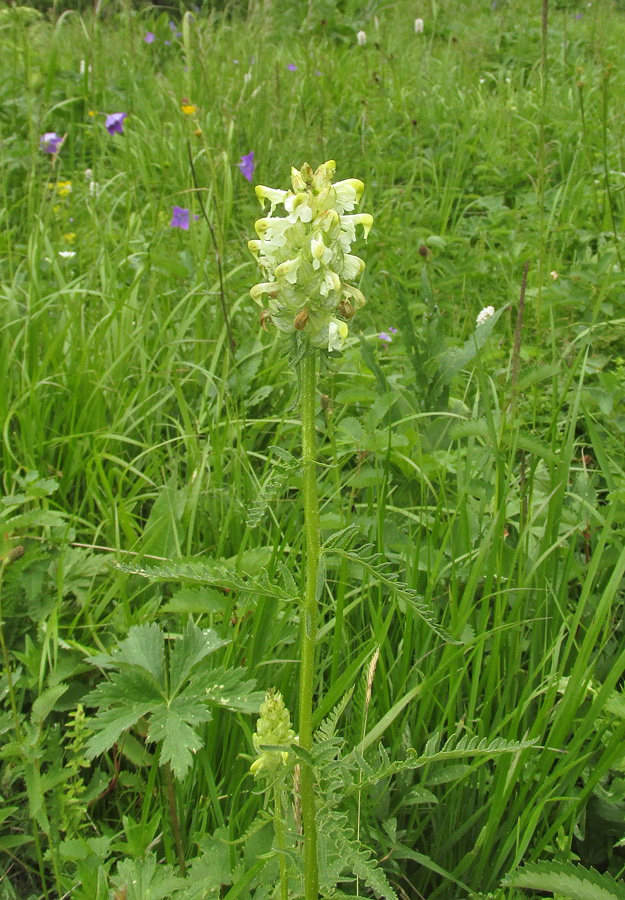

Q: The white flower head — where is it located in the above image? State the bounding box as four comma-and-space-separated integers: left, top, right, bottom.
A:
415, 17, 424, 33
357, 30, 367, 46
249, 160, 373, 352
476, 305, 495, 327
58, 250, 76, 259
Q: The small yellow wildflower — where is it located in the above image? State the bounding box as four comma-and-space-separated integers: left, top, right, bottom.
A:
88, 110, 96, 117
53, 204, 61, 214
64, 232, 76, 244
181, 99, 197, 115
57, 181, 72, 197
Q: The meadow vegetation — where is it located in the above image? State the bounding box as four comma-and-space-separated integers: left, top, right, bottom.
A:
2, 0, 625, 897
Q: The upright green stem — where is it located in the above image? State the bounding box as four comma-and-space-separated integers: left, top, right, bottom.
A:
164, 762, 186, 876
298, 351, 320, 900
274, 784, 288, 900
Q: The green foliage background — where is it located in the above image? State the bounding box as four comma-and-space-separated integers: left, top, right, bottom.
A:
2, 0, 625, 897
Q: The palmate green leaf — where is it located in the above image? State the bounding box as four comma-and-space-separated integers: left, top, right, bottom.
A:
195, 665, 265, 714
328, 545, 458, 644
505, 861, 625, 900
113, 854, 186, 900
147, 694, 212, 780
85, 701, 159, 759
91, 622, 165, 690
169, 621, 229, 695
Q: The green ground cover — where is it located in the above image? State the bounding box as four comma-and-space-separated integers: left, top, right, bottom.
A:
2, 0, 625, 897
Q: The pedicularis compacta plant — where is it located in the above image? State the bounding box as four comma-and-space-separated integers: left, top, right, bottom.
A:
248, 160, 373, 900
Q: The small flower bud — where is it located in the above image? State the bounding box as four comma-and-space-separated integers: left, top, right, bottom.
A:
4, 546, 25, 565
357, 30, 367, 46
294, 308, 309, 330
414, 17, 424, 33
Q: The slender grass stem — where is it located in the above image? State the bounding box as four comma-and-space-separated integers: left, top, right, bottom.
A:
298, 351, 320, 900
164, 762, 187, 877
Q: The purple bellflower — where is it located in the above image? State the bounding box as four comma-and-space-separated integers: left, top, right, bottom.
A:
239, 151, 255, 183
145, 31, 155, 43
287, 63, 297, 71
170, 206, 190, 230
40, 132, 63, 154
105, 113, 127, 135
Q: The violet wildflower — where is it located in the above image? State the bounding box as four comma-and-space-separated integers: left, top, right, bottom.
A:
145, 31, 155, 43
169, 20, 176, 30
40, 132, 63, 154
170, 206, 190, 230
287, 63, 297, 71
105, 113, 127, 135
379, 332, 393, 343
239, 151, 255, 183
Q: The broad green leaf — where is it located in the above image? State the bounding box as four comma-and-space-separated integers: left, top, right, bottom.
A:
114, 622, 165, 690
169, 622, 229, 695
31, 683, 69, 726
195, 666, 265, 713
85, 702, 158, 759
147, 695, 212, 780
114, 854, 185, 900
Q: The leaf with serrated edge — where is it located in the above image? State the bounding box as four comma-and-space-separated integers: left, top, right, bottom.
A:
506, 861, 625, 900
169, 622, 228, 695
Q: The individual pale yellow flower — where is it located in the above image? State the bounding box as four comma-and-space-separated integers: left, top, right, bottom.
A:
53, 204, 61, 214
64, 232, 76, 244
88, 110, 96, 117
181, 99, 197, 115
57, 181, 72, 197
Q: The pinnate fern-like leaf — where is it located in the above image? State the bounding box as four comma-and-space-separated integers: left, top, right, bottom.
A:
246, 446, 300, 528
113, 558, 291, 602
506, 861, 625, 900
319, 809, 398, 900
316, 687, 355, 744
328, 545, 458, 643
349, 733, 537, 793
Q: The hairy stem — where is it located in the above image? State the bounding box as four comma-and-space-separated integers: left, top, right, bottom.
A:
298, 351, 320, 900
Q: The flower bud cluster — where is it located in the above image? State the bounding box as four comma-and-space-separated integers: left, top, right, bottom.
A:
249, 160, 373, 353
250, 689, 296, 778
